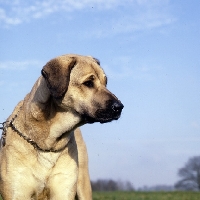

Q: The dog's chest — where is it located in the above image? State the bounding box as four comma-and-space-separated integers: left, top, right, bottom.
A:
37, 152, 60, 170
30, 152, 61, 185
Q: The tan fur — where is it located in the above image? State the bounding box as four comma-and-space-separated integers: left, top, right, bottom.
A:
0, 54, 123, 200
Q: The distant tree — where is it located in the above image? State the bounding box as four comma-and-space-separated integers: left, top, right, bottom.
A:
138, 185, 174, 191
91, 179, 118, 191
91, 179, 134, 191
117, 180, 135, 191
124, 181, 135, 191
175, 156, 200, 191
107, 180, 119, 191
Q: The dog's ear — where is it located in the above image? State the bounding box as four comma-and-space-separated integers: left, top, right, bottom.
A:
93, 57, 100, 65
41, 57, 76, 99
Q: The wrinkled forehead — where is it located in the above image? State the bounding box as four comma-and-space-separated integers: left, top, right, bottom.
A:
72, 55, 107, 83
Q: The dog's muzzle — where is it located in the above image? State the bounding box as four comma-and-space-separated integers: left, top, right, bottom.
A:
102, 100, 124, 123
83, 100, 124, 124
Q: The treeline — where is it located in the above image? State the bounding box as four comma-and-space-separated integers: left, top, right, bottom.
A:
91, 180, 174, 192
91, 179, 134, 191
138, 185, 174, 191
91, 156, 200, 192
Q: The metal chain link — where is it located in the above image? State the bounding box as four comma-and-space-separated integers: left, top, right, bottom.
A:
0, 108, 68, 153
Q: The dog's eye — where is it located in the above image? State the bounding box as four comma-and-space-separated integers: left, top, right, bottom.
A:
83, 80, 94, 88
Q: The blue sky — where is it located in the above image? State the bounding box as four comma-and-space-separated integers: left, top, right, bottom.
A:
0, 0, 200, 188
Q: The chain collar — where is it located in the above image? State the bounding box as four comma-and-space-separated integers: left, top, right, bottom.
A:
0, 122, 7, 147
0, 108, 68, 153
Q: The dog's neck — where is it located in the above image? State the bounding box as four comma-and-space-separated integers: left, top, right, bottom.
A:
44, 110, 82, 149
22, 76, 82, 151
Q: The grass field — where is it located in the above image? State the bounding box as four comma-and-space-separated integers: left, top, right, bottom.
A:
93, 191, 200, 200
1, 191, 200, 199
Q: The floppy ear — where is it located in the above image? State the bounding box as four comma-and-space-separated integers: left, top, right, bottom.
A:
41, 57, 76, 99
93, 57, 100, 65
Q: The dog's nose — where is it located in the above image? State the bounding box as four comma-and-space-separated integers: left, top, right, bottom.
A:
111, 101, 124, 113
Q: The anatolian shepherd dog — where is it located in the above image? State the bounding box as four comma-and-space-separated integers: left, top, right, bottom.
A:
0, 54, 124, 200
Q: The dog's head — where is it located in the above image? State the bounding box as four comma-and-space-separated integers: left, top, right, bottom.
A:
42, 54, 124, 124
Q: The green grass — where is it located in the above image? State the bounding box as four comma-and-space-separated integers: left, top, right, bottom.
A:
93, 191, 200, 200
1, 191, 200, 199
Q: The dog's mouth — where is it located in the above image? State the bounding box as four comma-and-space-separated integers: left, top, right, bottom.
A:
82, 114, 118, 124
81, 101, 124, 124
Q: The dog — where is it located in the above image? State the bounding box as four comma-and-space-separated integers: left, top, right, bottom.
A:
0, 54, 124, 199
